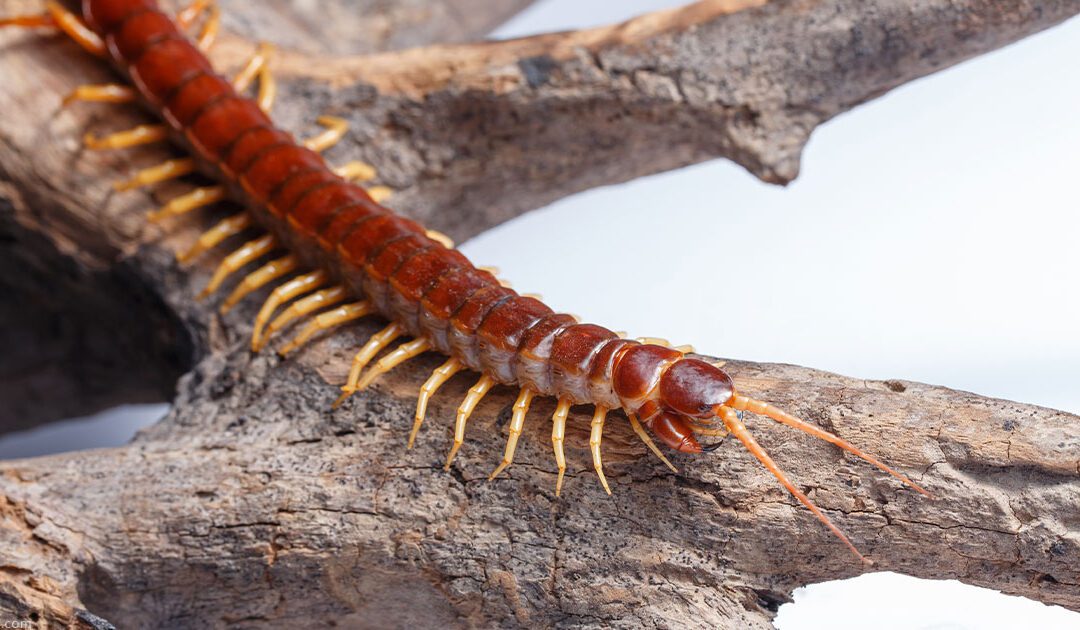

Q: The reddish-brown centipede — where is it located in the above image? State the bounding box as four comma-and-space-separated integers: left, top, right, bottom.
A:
1, 0, 930, 563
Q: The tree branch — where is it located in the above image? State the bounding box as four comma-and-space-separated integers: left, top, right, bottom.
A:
0, 0, 1077, 627
223, 0, 1080, 239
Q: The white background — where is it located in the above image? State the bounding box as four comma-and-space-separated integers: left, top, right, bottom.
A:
2, 1, 1078, 628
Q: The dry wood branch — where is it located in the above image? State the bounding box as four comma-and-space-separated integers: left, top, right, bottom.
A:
0, 0, 1077, 628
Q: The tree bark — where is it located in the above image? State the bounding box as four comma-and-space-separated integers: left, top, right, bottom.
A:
0, 0, 1078, 628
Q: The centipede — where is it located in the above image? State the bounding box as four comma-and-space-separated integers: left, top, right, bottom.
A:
1, 0, 930, 562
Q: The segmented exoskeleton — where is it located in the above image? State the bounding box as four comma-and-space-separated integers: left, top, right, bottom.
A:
1, 0, 930, 562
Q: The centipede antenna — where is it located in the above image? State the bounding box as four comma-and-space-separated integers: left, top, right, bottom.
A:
719, 407, 871, 564
411, 358, 464, 448
447, 375, 497, 470
487, 386, 532, 478
728, 394, 931, 497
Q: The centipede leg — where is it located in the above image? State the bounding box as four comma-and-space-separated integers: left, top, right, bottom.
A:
268, 285, 349, 350
198, 234, 277, 299
62, 84, 136, 106
411, 358, 463, 448
232, 42, 274, 92
368, 186, 393, 203
41, 2, 105, 56
251, 270, 328, 350
178, 212, 252, 263
84, 124, 168, 150
551, 397, 572, 496
488, 387, 535, 479
255, 52, 275, 112
196, 1, 220, 51
589, 406, 612, 495
149, 185, 226, 223
445, 375, 497, 470
333, 161, 376, 182
353, 338, 432, 393
176, 0, 209, 29
425, 230, 454, 249
627, 413, 678, 473
113, 158, 196, 191
334, 323, 406, 407
221, 254, 299, 314
718, 407, 870, 564
277, 296, 370, 356
304, 116, 350, 153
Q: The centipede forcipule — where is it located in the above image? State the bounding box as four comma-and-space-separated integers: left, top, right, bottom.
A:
1, 0, 931, 563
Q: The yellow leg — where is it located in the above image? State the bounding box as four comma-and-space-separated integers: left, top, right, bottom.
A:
63, 83, 136, 106
42, 1, 105, 56
304, 116, 349, 153
176, 0, 209, 29
353, 338, 431, 393
196, 1, 220, 51
221, 254, 299, 314
628, 413, 678, 473
0, 14, 54, 28
589, 406, 612, 495
251, 270, 328, 351
149, 185, 225, 223
410, 358, 463, 448
425, 229, 454, 249
445, 375, 497, 470
114, 158, 196, 191
368, 186, 393, 204
84, 124, 168, 150
178, 212, 252, 264
232, 42, 274, 92
334, 323, 405, 407
198, 233, 277, 299
333, 161, 376, 182
488, 387, 535, 478
635, 337, 694, 353
256, 57, 275, 112
551, 397, 571, 496
277, 295, 368, 356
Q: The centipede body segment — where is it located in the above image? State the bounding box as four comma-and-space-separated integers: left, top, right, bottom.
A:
1, 0, 931, 562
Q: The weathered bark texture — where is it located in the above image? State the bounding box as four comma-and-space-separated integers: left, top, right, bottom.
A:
0, 0, 1078, 628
